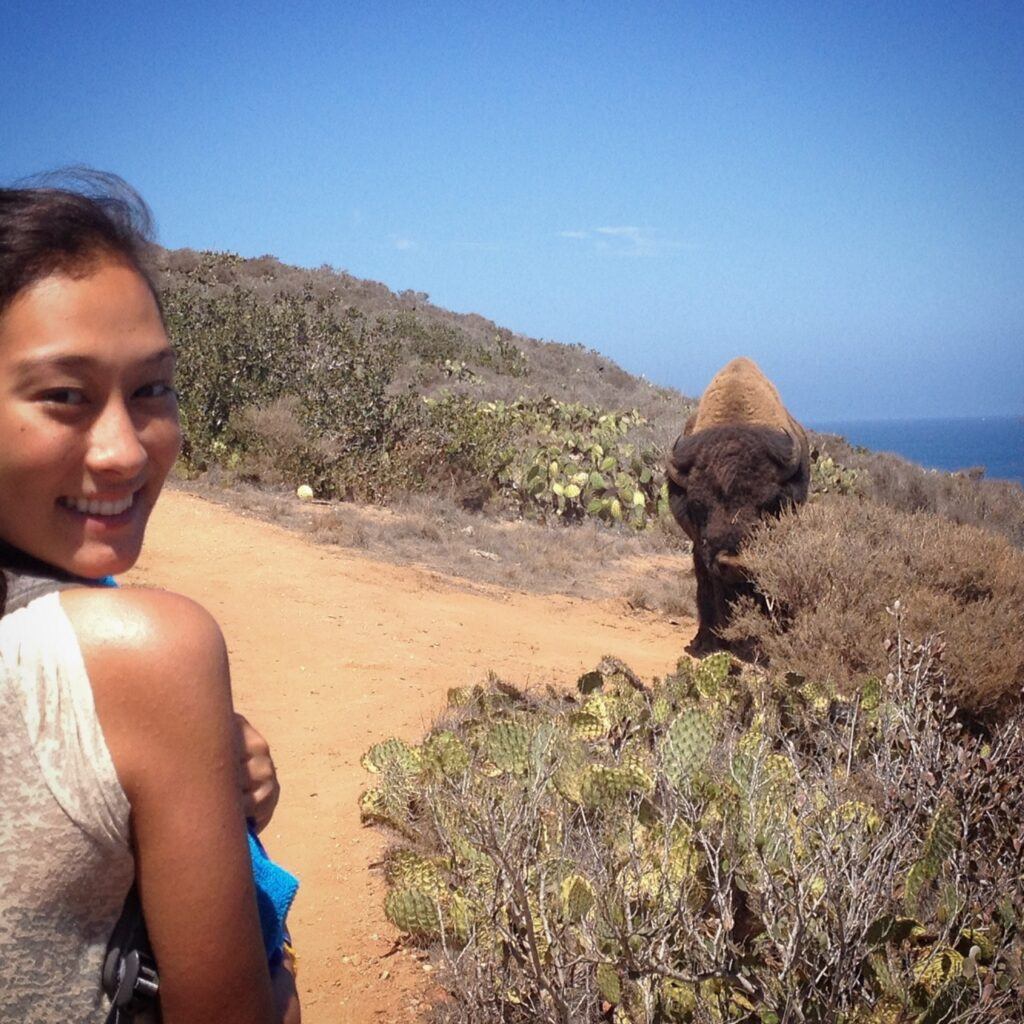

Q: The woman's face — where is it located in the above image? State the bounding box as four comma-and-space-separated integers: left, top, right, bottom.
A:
0, 258, 181, 578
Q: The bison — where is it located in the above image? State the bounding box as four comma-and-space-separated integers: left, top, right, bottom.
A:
667, 357, 810, 655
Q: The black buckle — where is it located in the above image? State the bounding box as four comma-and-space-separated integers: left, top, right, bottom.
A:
102, 884, 160, 1023
103, 946, 160, 1012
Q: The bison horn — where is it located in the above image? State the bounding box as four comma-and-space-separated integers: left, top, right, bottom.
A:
769, 428, 804, 480
666, 432, 701, 487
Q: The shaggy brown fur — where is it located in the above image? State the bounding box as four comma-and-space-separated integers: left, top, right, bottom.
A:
667, 358, 810, 654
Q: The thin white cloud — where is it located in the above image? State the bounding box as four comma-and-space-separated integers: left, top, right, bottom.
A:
393, 237, 415, 251
563, 224, 689, 258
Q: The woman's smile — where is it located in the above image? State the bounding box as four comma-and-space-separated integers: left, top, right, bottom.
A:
57, 489, 141, 525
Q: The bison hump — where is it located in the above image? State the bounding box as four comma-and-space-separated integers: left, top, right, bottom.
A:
692, 357, 794, 434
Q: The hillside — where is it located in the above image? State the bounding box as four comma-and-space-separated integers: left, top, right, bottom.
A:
155, 246, 1024, 550
154, 247, 690, 443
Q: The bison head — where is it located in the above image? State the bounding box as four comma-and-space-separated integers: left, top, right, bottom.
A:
666, 425, 809, 579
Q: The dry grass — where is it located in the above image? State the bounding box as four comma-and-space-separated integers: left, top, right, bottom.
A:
725, 496, 1024, 717
173, 473, 695, 615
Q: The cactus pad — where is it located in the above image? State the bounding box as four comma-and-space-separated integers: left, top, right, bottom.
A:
384, 847, 447, 898
560, 873, 595, 923
692, 651, 731, 697
580, 694, 613, 733
446, 685, 480, 707
651, 694, 672, 726
580, 764, 647, 809
569, 710, 607, 741
596, 962, 621, 1005
384, 886, 442, 938
551, 740, 587, 803
482, 719, 532, 774
913, 946, 963, 993
360, 737, 421, 775
661, 708, 715, 787
359, 782, 414, 834
421, 730, 471, 778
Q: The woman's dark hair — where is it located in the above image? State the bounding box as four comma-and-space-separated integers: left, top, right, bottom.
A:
0, 169, 159, 613
0, 168, 160, 320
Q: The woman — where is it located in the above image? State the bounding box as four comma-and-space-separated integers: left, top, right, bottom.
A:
0, 174, 297, 1022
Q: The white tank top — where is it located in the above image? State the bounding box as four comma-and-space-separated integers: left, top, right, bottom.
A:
0, 592, 133, 1023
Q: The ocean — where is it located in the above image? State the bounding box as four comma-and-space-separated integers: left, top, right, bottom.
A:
809, 416, 1024, 488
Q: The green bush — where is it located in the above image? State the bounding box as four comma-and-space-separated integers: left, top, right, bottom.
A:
361, 648, 1024, 1023
392, 311, 470, 367
162, 275, 667, 519
163, 284, 422, 498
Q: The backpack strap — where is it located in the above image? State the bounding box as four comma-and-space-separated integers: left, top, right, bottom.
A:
1, 544, 88, 614
3, 570, 78, 612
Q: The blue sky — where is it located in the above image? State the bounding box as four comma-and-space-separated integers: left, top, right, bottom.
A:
3, 1, 1022, 420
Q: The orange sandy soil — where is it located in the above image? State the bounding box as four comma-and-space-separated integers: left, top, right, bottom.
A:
125, 490, 693, 1024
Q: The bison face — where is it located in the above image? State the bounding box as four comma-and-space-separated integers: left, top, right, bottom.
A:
667, 425, 808, 581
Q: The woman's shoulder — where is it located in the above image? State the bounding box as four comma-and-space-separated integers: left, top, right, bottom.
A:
59, 584, 224, 656
58, 586, 234, 800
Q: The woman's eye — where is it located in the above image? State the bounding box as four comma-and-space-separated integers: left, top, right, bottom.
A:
135, 382, 178, 400
42, 388, 87, 406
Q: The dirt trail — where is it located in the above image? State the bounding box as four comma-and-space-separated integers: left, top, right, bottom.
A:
125, 490, 692, 1023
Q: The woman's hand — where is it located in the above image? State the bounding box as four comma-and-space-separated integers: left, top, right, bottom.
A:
235, 714, 280, 833
272, 956, 301, 1024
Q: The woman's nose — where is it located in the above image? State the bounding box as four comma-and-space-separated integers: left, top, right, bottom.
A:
86, 399, 147, 479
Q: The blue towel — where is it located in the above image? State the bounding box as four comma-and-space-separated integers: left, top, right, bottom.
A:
249, 829, 300, 966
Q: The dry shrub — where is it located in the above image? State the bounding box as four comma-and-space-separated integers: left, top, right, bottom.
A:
231, 396, 308, 450
308, 508, 369, 549
811, 434, 1024, 549
725, 497, 1024, 717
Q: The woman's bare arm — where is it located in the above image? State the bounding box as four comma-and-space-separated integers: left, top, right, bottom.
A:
62, 587, 279, 1024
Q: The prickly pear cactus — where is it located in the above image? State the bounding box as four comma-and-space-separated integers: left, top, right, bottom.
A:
560, 873, 596, 923
421, 729, 471, 778
691, 651, 731, 698
810, 448, 861, 497
580, 764, 649, 809
358, 651, 1014, 1023
905, 798, 959, 916
384, 847, 447, 898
